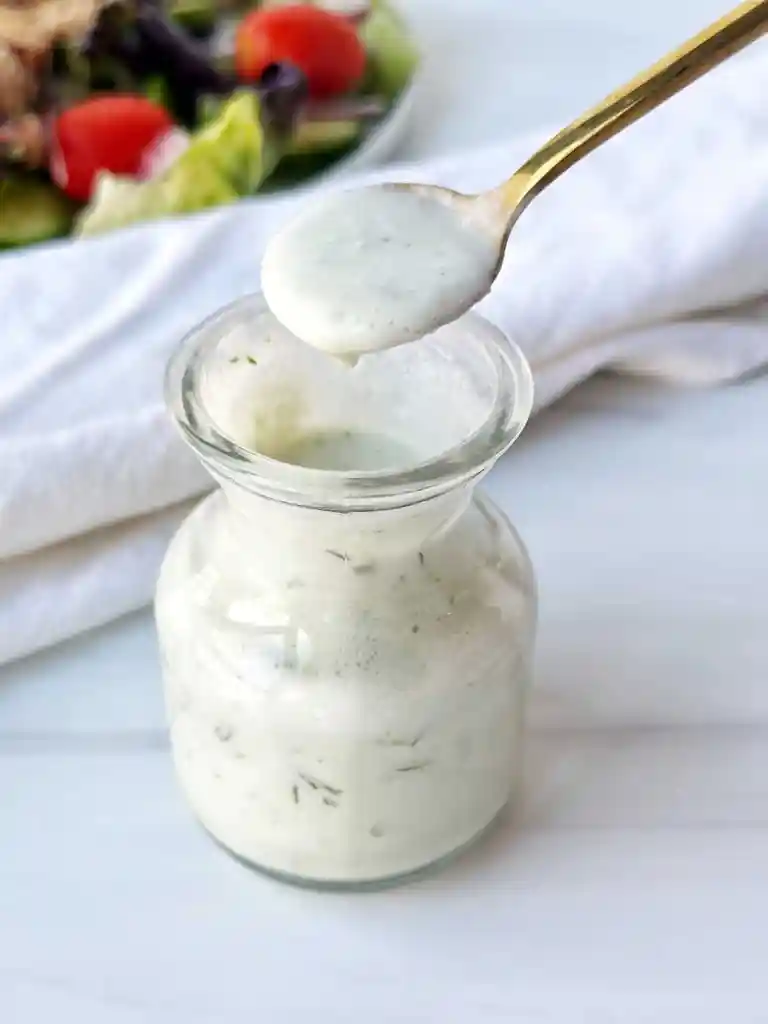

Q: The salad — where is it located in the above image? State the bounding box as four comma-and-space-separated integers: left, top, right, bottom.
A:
0, 0, 418, 248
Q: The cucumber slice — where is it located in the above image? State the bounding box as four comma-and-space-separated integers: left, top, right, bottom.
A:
361, 1, 419, 100
288, 119, 361, 156
0, 176, 76, 250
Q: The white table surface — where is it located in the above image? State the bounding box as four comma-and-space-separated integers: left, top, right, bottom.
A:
4, 2, 768, 1021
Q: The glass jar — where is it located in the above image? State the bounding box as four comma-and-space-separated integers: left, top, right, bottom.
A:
156, 294, 537, 890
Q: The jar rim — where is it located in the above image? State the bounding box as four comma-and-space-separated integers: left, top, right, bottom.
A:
166, 293, 534, 511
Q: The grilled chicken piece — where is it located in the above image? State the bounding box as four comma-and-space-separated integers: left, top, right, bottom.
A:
0, 0, 112, 52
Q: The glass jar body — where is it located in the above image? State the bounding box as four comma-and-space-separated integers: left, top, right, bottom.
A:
156, 479, 536, 889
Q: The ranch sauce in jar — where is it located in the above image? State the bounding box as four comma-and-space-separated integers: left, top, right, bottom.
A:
156, 293, 536, 888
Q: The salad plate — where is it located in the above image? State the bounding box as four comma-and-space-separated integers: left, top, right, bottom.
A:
0, 0, 420, 248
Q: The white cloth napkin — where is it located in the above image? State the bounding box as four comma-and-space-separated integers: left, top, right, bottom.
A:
3, 47, 768, 665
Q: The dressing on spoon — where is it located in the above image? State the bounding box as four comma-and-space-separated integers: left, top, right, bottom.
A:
261, 0, 768, 358
261, 185, 501, 358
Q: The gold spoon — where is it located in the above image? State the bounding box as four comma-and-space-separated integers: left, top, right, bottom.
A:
262, 0, 768, 356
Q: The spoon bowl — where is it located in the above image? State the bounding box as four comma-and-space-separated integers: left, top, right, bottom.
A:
260, 181, 506, 357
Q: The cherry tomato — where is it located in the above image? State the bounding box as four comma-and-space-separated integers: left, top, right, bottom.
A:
235, 5, 366, 99
51, 96, 175, 202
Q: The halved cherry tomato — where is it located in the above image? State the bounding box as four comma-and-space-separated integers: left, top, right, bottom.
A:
235, 5, 366, 99
51, 96, 175, 202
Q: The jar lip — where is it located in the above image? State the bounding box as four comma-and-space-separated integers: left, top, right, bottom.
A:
166, 293, 534, 510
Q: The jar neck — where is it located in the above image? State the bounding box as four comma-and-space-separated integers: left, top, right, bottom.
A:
168, 299, 534, 514
220, 479, 474, 566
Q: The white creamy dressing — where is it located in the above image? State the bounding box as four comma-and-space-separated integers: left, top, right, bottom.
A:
279, 428, 416, 470
196, 307, 489, 466
156, 430, 533, 884
260, 186, 500, 357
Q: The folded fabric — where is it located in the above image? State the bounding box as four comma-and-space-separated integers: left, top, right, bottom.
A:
2, 47, 768, 665
0, 501, 196, 666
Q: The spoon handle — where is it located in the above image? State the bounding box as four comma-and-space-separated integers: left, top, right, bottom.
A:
496, 0, 768, 221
